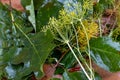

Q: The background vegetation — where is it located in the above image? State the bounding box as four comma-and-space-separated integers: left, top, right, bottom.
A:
0, 0, 120, 80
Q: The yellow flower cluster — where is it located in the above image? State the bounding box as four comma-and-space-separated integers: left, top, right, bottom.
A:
78, 20, 98, 50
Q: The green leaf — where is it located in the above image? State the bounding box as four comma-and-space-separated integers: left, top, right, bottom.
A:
33, 0, 44, 10
13, 67, 33, 80
63, 71, 87, 80
3, 47, 18, 63
26, 0, 36, 31
90, 37, 120, 71
11, 48, 32, 64
29, 30, 56, 70
11, 30, 55, 78
61, 51, 76, 68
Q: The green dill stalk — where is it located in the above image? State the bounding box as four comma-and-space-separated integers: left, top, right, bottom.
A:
79, 19, 95, 80
71, 22, 93, 79
67, 42, 92, 80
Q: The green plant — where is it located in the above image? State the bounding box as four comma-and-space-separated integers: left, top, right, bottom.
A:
42, 1, 98, 79
0, 0, 120, 80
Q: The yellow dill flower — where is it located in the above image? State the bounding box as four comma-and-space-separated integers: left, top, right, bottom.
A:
87, 21, 98, 38
78, 20, 98, 50
78, 28, 88, 50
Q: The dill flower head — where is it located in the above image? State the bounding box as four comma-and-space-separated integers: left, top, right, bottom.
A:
42, 6, 98, 50
42, 9, 77, 35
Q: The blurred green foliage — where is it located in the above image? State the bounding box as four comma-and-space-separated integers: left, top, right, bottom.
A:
1, 0, 120, 80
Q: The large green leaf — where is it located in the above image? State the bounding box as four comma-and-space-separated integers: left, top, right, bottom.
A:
29, 30, 55, 71
90, 37, 120, 72
0, 2, 56, 79
11, 30, 55, 79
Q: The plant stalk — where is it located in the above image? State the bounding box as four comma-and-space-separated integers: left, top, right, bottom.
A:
67, 42, 92, 80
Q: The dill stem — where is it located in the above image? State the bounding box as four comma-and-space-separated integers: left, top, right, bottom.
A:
66, 42, 92, 80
